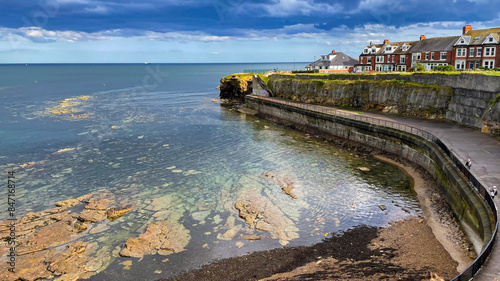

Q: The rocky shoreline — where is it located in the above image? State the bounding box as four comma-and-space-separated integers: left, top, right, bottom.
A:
157, 112, 474, 281
159, 218, 461, 281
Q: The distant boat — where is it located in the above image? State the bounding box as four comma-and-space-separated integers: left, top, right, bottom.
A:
144, 62, 151, 64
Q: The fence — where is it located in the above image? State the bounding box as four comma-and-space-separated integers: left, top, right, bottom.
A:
247, 95, 498, 281
242, 69, 274, 74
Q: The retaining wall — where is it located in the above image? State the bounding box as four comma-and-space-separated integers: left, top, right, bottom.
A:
245, 96, 495, 254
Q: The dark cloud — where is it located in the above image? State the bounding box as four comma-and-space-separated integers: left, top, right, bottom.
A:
0, 0, 498, 36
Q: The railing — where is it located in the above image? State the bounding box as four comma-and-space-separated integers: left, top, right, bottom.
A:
247, 95, 498, 281
242, 69, 274, 74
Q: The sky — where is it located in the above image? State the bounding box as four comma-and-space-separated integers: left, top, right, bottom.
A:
0, 0, 499, 63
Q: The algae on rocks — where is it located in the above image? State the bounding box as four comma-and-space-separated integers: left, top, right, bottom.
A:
268, 78, 453, 119
219, 74, 254, 101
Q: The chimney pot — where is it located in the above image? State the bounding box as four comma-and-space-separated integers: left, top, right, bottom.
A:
332, 50, 335, 53
463, 25, 472, 34
369, 41, 372, 46
420, 35, 426, 41
383, 39, 389, 44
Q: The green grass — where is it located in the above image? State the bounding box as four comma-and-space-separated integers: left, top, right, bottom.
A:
275, 70, 500, 77
272, 77, 451, 91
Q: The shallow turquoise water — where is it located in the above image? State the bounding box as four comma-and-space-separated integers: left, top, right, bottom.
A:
0, 64, 421, 280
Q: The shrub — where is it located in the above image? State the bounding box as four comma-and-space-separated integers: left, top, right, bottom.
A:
432, 65, 455, 71
292, 70, 318, 73
478, 66, 485, 70
415, 63, 425, 71
408, 67, 415, 72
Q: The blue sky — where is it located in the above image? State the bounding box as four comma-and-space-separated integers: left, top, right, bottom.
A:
0, 0, 499, 63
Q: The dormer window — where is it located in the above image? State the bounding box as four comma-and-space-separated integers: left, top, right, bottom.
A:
385, 47, 392, 52
489, 37, 494, 42
364, 49, 368, 54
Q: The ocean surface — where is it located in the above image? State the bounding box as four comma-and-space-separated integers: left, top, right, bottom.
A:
0, 63, 421, 280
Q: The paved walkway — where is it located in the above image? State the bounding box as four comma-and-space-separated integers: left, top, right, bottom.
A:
254, 96, 500, 280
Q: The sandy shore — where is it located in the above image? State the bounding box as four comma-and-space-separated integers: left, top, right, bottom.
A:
373, 155, 473, 272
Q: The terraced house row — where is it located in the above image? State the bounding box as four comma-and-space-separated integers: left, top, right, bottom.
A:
354, 25, 500, 72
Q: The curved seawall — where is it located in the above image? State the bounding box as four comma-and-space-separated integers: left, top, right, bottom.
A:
245, 95, 497, 279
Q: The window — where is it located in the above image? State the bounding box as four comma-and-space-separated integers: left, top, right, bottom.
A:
364, 49, 368, 54
400, 56, 405, 63
489, 37, 494, 42
385, 46, 392, 52
371, 47, 376, 53
457, 48, 467, 57
368, 57, 372, 63
477, 48, 482, 56
392, 55, 395, 62
483, 60, 495, 69
412, 53, 421, 63
470, 48, 474, 57
476, 61, 480, 68
425, 53, 428, 60
485, 47, 496, 56
460, 39, 465, 44
431, 53, 434, 60
469, 62, 474, 69
456, 60, 465, 70
376, 56, 384, 63
440, 52, 447, 60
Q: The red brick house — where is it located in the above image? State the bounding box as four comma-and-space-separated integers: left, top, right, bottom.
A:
355, 41, 384, 72
373, 40, 417, 72
453, 25, 500, 70
409, 35, 459, 70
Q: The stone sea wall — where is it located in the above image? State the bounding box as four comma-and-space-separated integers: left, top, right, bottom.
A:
245, 96, 495, 254
266, 74, 500, 135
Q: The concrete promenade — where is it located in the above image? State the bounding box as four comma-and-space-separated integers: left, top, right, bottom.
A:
252, 96, 500, 281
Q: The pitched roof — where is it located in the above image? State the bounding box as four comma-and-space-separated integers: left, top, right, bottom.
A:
410, 36, 460, 52
306, 52, 358, 67
463, 27, 500, 45
392, 41, 418, 54
360, 43, 385, 56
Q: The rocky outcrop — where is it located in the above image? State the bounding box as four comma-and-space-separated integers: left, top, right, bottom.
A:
0, 192, 131, 281
219, 74, 253, 101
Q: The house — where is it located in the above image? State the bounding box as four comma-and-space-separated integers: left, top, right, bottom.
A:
306, 50, 359, 72
453, 25, 500, 70
355, 41, 384, 72
374, 40, 417, 72
409, 35, 459, 70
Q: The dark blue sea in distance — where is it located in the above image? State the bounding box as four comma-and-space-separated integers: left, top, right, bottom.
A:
0, 63, 421, 280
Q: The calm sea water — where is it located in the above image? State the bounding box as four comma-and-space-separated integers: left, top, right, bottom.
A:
0, 63, 421, 280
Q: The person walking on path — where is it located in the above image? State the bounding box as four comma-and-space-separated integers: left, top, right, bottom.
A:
465, 159, 472, 170
488, 186, 497, 199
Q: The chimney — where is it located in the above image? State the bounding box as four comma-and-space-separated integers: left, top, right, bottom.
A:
420, 35, 426, 41
383, 39, 389, 44
369, 41, 373, 46
332, 50, 336, 53
463, 25, 472, 34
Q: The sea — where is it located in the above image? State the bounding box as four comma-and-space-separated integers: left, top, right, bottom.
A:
0, 63, 421, 280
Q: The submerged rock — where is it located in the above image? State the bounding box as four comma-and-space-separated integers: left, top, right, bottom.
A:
120, 220, 190, 258
235, 190, 299, 245
107, 207, 131, 221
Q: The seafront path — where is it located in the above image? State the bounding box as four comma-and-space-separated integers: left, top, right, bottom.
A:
249, 95, 500, 281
